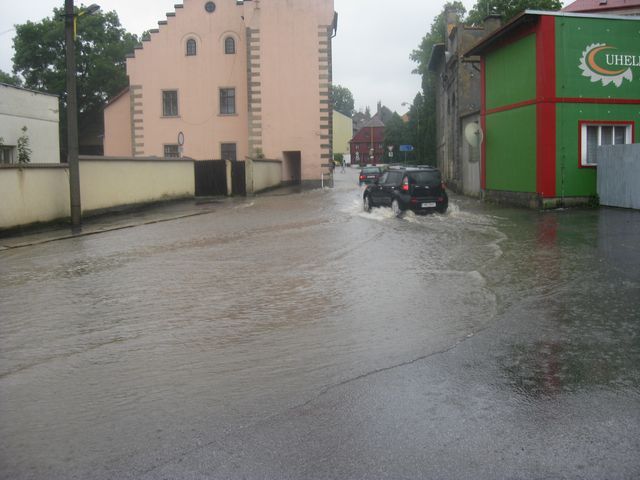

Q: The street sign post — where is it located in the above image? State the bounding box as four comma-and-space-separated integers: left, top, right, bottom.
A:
399, 145, 414, 164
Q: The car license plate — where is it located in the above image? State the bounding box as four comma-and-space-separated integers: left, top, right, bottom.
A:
422, 202, 436, 208
367, 175, 375, 178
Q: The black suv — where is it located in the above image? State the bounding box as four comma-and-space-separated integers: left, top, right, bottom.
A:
363, 166, 448, 216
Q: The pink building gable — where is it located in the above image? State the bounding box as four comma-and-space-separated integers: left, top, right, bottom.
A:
104, 0, 336, 186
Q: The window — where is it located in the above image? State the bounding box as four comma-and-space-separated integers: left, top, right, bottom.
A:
1, 146, 15, 164
580, 122, 632, 166
225, 37, 236, 55
219, 88, 236, 115
162, 90, 178, 117
186, 38, 197, 56
164, 144, 180, 158
385, 171, 403, 186
221, 143, 237, 161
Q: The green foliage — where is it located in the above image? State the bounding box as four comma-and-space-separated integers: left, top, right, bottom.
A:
333, 153, 344, 164
0, 70, 23, 86
410, 2, 466, 166
331, 84, 355, 117
11, 7, 139, 155
17, 126, 32, 163
467, 0, 562, 25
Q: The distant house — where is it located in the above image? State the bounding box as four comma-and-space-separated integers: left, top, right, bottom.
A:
466, 10, 640, 208
333, 110, 353, 163
104, 0, 337, 187
0, 83, 59, 164
562, 0, 640, 15
349, 117, 385, 165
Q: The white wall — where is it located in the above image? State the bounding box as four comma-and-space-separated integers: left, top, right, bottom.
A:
246, 159, 282, 193
0, 157, 195, 230
0, 84, 60, 164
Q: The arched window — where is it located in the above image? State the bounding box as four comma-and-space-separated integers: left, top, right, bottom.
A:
186, 38, 197, 56
224, 37, 236, 55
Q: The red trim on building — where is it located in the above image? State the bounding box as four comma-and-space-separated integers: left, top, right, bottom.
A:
486, 100, 537, 115
577, 120, 635, 169
536, 15, 556, 198
557, 97, 640, 106
487, 97, 640, 115
481, 56, 487, 191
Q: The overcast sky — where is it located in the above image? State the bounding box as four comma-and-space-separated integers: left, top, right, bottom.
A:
0, 0, 568, 114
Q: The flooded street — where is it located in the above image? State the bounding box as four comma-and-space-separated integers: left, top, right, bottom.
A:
1, 168, 639, 479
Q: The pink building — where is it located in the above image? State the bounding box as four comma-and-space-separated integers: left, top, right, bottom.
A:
104, 0, 337, 186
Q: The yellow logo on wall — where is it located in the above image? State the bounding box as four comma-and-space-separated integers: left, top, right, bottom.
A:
579, 43, 636, 87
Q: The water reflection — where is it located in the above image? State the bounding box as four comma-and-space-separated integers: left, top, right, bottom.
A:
497, 208, 640, 398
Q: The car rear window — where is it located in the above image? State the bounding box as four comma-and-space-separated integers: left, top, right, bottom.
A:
362, 168, 380, 174
409, 171, 441, 186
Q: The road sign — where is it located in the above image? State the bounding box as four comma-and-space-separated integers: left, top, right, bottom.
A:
399, 144, 414, 152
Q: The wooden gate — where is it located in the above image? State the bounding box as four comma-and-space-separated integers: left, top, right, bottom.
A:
232, 161, 246, 196
194, 160, 227, 196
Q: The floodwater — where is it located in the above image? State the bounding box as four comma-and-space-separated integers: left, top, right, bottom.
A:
1, 169, 639, 479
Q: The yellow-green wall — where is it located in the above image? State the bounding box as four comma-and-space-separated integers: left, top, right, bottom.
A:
332, 111, 353, 156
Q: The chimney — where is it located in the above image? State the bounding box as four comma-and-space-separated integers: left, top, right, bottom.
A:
483, 14, 502, 35
446, 9, 459, 38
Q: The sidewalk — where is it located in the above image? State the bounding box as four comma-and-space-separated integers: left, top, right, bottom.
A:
0, 197, 234, 250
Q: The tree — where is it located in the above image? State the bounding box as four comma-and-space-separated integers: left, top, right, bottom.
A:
331, 84, 355, 117
383, 112, 407, 162
410, 2, 467, 166
12, 7, 139, 158
467, 0, 562, 25
0, 70, 22, 86
17, 126, 32, 163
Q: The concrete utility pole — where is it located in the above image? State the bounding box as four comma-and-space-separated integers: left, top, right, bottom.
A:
65, 0, 81, 227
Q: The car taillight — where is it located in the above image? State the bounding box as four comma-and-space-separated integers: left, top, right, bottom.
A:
402, 180, 409, 192
410, 198, 418, 204
359, 175, 365, 180
437, 197, 444, 202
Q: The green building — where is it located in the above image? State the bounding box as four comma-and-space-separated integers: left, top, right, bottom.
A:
467, 11, 640, 208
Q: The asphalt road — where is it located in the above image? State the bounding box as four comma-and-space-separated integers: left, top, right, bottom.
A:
1, 168, 639, 479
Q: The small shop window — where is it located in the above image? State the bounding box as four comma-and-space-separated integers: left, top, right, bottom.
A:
580, 122, 632, 167
164, 144, 180, 158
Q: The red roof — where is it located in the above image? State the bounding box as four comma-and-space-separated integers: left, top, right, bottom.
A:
562, 0, 640, 13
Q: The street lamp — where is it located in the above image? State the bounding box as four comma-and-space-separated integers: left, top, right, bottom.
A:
65, 1, 100, 228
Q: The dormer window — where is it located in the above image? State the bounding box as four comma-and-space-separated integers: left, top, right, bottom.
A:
225, 37, 236, 55
186, 38, 197, 56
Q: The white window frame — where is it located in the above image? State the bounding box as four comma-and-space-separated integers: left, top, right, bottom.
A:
162, 90, 179, 117
164, 144, 180, 158
219, 88, 236, 115
580, 122, 632, 167
1, 145, 15, 164
186, 38, 197, 56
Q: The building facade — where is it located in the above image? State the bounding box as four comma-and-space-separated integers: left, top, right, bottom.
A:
428, 13, 501, 197
0, 83, 59, 164
349, 117, 385, 165
467, 11, 640, 208
104, 0, 337, 186
332, 110, 353, 163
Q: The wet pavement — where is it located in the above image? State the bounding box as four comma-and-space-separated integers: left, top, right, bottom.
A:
1, 168, 639, 479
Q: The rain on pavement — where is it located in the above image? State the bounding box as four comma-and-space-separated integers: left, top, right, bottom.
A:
1, 168, 639, 479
